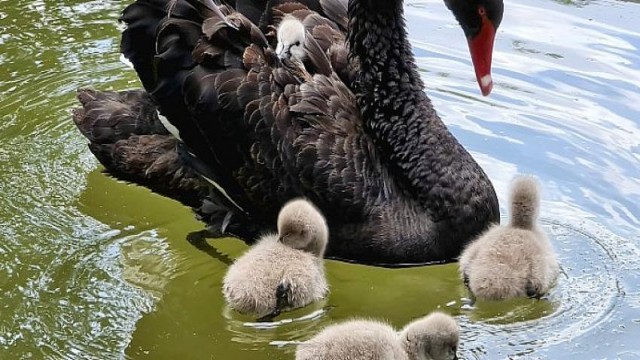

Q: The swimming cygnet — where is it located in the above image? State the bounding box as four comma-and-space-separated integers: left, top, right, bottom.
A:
459, 175, 560, 300
222, 198, 328, 320
275, 16, 306, 61
296, 311, 459, 360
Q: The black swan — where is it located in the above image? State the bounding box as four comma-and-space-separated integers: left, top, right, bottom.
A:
72, 0, 503, 265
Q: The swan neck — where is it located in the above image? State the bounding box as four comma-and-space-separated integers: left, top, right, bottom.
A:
347, 0, 432, 145
347, 0, 424, 103
347, 0, 437, 185
346, 0, 499, 232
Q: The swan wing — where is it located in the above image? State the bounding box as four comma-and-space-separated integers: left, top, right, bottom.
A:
120, 0, 379, 229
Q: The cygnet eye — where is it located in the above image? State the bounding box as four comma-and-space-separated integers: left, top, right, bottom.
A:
294, 41, 301, 46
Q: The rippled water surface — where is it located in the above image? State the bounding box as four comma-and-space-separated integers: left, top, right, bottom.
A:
1, 0, 639, 359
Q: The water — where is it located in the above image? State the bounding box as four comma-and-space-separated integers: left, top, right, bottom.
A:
0, 0, 639, 358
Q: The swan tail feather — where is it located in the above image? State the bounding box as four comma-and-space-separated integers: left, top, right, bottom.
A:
73, 88, 208, 208
73, 89, 169, 143
93, 134, 209, 208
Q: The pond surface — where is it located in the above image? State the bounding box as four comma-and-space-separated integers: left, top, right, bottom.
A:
1, 0, 639, 359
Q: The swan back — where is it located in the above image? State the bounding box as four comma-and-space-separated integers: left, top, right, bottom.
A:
277, 198, 328, 257
400, 312, 459, 360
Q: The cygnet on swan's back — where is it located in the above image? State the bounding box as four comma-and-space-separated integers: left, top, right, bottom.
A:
275, 16, 306, 61
459, 175, 560, 300
222, 198, 328, 320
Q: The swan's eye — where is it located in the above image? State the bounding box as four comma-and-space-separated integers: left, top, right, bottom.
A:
294, 41, 301, 46
478, 6, 487, 17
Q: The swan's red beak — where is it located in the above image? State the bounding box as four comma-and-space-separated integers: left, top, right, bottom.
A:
468, 16, 497, 96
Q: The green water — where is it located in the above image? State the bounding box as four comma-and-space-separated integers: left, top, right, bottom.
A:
2, 0, 640, 359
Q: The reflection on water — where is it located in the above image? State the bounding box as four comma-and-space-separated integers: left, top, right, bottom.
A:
0, 0, 639, 359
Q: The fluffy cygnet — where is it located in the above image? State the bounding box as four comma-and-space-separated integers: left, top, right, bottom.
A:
459, 175, 560, 300
275, 16, 307, 61
296, 311, 459, 360
222, 198, 328, 320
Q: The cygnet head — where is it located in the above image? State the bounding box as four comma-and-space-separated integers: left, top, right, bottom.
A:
400, 312, 459, 360
277, 198, 328, 257
275, 16, 306, 61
